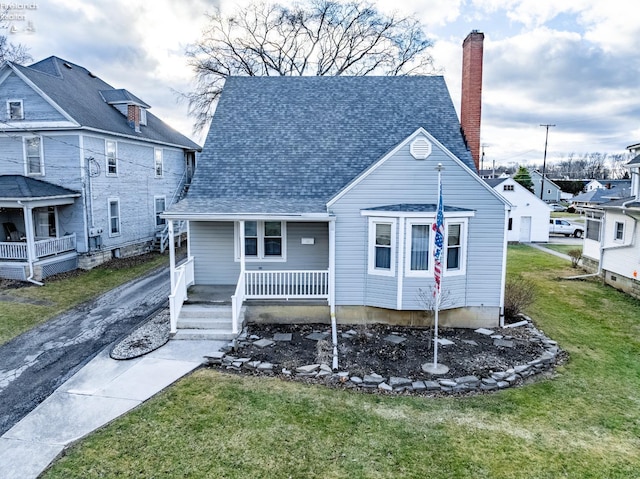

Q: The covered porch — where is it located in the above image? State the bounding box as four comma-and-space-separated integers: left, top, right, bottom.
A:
0, 175, 81, 281
165, 215, 337, 365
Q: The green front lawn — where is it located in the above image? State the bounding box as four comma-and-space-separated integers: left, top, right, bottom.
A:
0, 253, 168, 345
42, 245, 640, 478
543, 243, 582, 255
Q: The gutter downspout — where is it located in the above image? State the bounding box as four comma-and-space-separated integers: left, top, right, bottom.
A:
18, 200, 43, 286
499, 203, 510, 327
329, 218, 338, 370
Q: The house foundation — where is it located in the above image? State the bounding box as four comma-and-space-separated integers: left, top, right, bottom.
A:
245, 304, 499, 329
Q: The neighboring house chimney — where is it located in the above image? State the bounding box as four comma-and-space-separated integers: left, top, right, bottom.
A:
127, 104, 141, 132
461, 30, 484, 171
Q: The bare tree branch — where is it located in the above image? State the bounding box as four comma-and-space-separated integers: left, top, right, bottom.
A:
183, 0, 435, 133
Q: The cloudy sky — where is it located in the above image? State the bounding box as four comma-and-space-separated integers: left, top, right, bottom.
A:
8, 0, 638, 167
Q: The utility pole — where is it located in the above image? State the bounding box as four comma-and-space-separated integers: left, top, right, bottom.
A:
481, 143, 488, 175
540, 124, 555, 200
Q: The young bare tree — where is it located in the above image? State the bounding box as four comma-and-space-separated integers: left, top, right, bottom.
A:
185, 0, 436, 132
0, 7, 33, 65
0, 35, 32, 64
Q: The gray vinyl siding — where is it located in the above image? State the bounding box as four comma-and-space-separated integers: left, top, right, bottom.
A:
191, 221, 239, 284
0, 72, 66, 122
190, 221, 329, 284
87, 136, 187, 250
330, 135, 506, 310
0, 135, 28, 174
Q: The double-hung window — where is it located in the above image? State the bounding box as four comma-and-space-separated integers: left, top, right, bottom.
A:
446, 222, 464, 272
614, 222, 624, 242
106, 140, 117, 176
154, 196, 166, 227
236, 221, 286, 260
8, 100, 23, 120
368, 218, 396, 276
108, 198, 121, 236
154, 148, 163, 177
405, 220, 430, 276
24, 136, 43, 175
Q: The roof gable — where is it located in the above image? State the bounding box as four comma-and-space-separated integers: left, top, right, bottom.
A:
5, 57, 200, 150
186, 76, 474, 214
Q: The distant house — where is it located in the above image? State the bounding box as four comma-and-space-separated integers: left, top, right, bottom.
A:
0, 57, 201, 282
584, 179, 632, 192
581, 151, 640, 299
570, 187, 630, 211
485, 177, 550, 242
529, 169, 563, 202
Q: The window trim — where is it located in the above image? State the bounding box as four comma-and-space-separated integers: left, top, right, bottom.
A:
614, 221, 624, 242
105, 140, 118, 176
154, 148, 163, 178
7, 99, 24, 120
405, 219, 432, 277
368, 217, 396, 277
234, 220, 287, 262
108, 198, 121, 237
445, 220, 467, 276
154, 195, 166, 227
23, 135, 44, 176
585, 218, 601, 242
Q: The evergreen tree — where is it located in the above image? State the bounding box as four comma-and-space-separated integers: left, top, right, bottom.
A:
513, 167, 534, 193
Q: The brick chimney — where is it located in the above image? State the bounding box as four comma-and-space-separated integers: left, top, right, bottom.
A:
127, 104, 141, 132
461, 30, 484, 171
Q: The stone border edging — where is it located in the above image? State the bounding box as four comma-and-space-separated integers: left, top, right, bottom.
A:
204, 316, 563, 395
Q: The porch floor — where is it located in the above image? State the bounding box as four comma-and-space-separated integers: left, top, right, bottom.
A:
185, 284, 328, 306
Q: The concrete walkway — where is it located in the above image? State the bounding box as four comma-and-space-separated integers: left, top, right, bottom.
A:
526, 242, 573, 261
0, 338, 225, 479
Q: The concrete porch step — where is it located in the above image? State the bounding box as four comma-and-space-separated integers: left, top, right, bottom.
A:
172, 329, 238, 341
177, 318, 233, 330
179, 304, 233, 320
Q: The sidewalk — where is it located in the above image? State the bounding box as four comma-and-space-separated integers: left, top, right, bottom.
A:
526, 242, 573, 261
0, 338, 225, 479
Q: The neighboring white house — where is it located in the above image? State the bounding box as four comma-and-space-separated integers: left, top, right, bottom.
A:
485, 177, 550, 242
581, 151, 640, 299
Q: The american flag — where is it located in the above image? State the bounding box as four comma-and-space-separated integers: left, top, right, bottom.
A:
432, 175, 444, 293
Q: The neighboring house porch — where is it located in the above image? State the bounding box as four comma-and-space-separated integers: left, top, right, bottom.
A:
0, 176, 81, 281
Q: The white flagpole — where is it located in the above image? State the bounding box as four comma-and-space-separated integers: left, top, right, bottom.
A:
422, 163, 449, 375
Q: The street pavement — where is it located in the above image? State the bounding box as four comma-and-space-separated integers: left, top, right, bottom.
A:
0, 266, 170, 436
0, 338, 225, 479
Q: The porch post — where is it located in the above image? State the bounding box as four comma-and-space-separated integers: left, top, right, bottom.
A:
239, 220, 246, 273
329, 218, 338, 370
168, 219, 176, 291
21, 203, 39, 282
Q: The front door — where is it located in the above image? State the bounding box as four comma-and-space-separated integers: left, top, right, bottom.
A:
33, 207, 56, 239
519, 216, 531, 242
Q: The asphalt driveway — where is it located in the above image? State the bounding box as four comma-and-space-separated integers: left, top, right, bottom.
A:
0, 267, 170, 436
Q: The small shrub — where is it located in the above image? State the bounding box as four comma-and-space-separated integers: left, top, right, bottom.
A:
504, 277, 536, 321
567, 205, 576, 213
568, 248, 582, 268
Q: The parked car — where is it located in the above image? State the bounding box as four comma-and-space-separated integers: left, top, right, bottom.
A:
549, 218, 583, 238
548, 203, 567, 212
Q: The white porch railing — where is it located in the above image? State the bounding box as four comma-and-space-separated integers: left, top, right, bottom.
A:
169, 256, 194, 334
244, 270, 330, 299
0, 241, 27, 260
0, 234, 76, 261
35, 234, 76, 258
231, 272, 246, 335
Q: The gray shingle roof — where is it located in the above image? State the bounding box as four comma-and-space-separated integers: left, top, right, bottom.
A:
484, 178, 508, 188
627, 154, 640, 166
11, 57, 200, 150
0, 175, 80, 200
179, 76, 473, 215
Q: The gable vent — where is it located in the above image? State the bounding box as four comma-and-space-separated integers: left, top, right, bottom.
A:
410, 137, 432, 160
